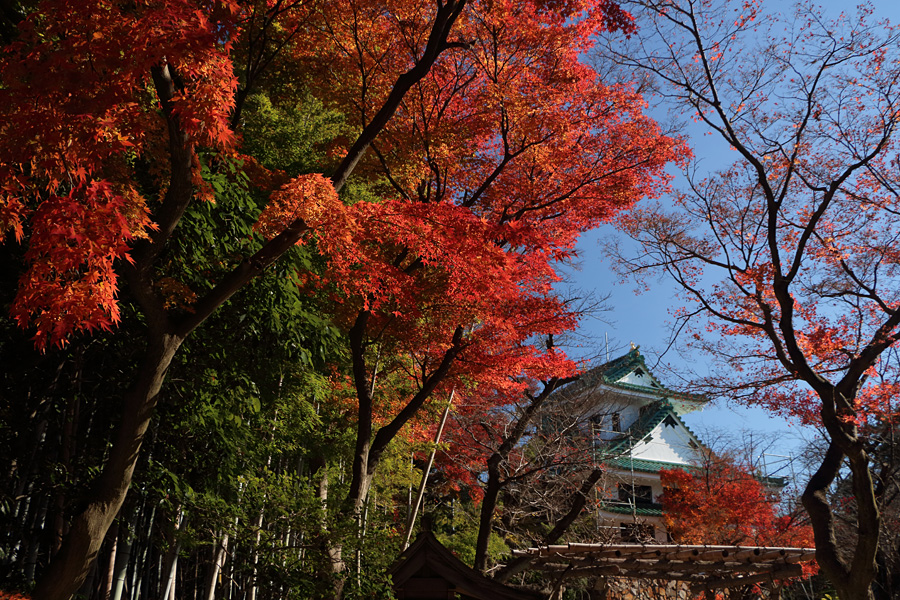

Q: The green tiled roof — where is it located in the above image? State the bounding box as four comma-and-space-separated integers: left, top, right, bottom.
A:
573, 347, 707, 406
598, 348, 656, 383
601, 503, 664, 517
604, 457, 699, 475
604, 400, 673, 455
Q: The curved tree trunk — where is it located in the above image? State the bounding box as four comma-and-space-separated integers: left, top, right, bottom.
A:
802, 437, 879, 600
32, 333, 183, 600
495, 468, 605, 583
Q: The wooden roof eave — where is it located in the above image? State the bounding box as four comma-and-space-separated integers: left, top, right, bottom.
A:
392, 531, 545, 600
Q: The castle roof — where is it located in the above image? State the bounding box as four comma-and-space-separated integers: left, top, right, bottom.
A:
575, 347, 708, 415
599, 400, 786, 488
603, 398, 705, 460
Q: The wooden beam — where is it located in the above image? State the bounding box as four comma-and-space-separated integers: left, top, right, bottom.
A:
730, 548, 763, 561
615, 564, 773, 578
690, 566, 804, 593
673, 547, 701, 560
717, 562, 794, 576
516, 544, 815, 556
754, 549, 788, 561
508, 542, 816, 586
546, 567, 708, 582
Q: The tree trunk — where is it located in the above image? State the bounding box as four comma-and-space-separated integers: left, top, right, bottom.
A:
473, 376, 574, 572
160, 508, 184, 600
78, 551, 100, 600
249, 507, 265, 600
132, 501, 157, 600
473, 454, 504, 572
163, 553, 178, 600
802, 393, 879, 600
24, 494, 49, 583
53, 388, 79, 558
32, 333, 183, 600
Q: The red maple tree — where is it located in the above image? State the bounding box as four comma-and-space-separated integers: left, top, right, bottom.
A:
248, 0, 686, 542
0, 0, 684, 597
660, 462, 814, 549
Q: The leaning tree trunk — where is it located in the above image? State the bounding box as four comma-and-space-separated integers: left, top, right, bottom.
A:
203, 532, 229, 600
473, 376, 574, 572
32, 333, 184, 600
495, 468, 604, 583
474, 454, 505, 572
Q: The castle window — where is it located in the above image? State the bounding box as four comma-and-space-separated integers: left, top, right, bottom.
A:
618, 484, 653, 506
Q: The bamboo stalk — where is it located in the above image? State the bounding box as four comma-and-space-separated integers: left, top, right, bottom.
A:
402, 390, 455, 550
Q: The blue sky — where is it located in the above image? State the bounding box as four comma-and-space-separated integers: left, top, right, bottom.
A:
565, 0, 900, 484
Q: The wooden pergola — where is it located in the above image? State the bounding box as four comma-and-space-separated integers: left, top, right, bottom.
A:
511, 542, 817, 597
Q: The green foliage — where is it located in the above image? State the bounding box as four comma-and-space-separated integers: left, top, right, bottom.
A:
241, 90, 345, 176
164, 154, 259, 288
433, 501, 508, 568
0, 82, 355, 592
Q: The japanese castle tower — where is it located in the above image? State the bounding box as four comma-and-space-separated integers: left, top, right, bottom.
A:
562, 346, 710, 542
